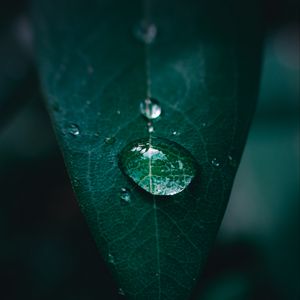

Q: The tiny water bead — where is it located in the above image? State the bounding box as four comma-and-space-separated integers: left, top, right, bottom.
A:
211, 158, 220, 167
119, 188, 131, 203
134, 20, 157, 44
228, 155, 237, 167
140, 98, 161, 120
105, 136, 116, 145
147, 122, 154, 133
108, 253, 115, 264
119, 137, 198, 196
118, 288, 125, 296
68, 124, 80, 136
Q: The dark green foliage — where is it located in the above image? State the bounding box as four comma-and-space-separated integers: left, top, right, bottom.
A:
32, 0, 262, 299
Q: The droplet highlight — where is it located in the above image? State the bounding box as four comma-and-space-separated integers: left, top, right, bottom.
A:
118, 288, 125, 296
108, 253, 115, 264
105, 137, 116, 145
119, 137, 198, 196
228, 155, 237, 167
140, 98, 161, 120
134, 20, 157, 44
119, 188, 131, 203
211, 158, 220, 167
68, 124, 80, 136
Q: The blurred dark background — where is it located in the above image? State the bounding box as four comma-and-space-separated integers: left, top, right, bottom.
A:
0, 0, 299, 299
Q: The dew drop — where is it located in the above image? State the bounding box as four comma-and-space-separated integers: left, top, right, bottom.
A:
228, 155, 237, 167
68, 124, 80, 136
147, 122, 154, 133
201, 122, 207, 128
118, 288, 125, 296
105, 137, 116, 145
119, 188, 131, 203
108, 253, 115, 264
211, 158, 220, 167
134, 20, 157, 44
116, 110, 121, 115
119, 137, 198, 196
140, 98, 161, 120
172, 131, 179, 136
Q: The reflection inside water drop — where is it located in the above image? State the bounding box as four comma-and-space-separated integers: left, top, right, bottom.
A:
140, 98, 161, 120
119, 137, 198, 196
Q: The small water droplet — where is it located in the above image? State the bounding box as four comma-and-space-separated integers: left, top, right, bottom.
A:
148, 126, 154, 133
108, 253, 115, 264
140, 98, 161, 120
228, 155, 237, 167
147, 122, 154, 133
134, 20, 157, 44
68, 124, 80, 136
105, 137, 116, 145
172, 131, 179, 136
116, 110, 121, 115
119, 188, 131, 203
201, 122, 207, 128
211, 158, 220, 167
118, 288, 125, 296
119, 137, 198, 196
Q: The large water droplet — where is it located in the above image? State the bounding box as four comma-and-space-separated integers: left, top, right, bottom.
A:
119, 137, 198, 196
68, 124, 80, 136
140, 98, 161, 120
119, 188, 131, 203
134, 20, 157, 44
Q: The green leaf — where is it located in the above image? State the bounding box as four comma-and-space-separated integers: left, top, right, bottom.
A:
33, 0, 262, 299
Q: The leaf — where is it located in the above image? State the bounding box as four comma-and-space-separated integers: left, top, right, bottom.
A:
32, 0, 262, 299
